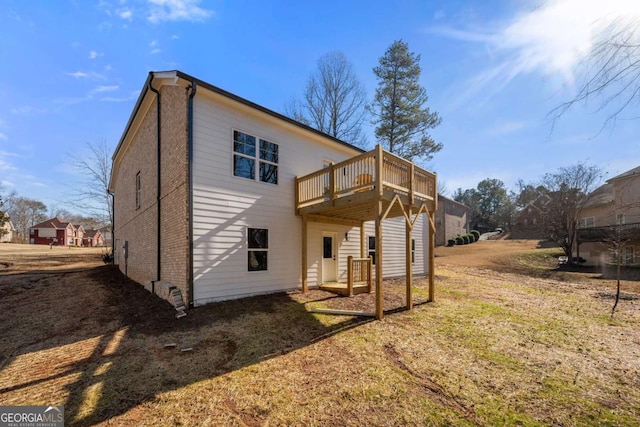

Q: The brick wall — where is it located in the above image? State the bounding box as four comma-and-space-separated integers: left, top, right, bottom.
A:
113, 94, 160, 289
112, 80, 191, 306
159, 84, 190, 304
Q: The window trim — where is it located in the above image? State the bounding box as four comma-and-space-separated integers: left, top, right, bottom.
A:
232, 129, 279, 185
247, 227, 269, 272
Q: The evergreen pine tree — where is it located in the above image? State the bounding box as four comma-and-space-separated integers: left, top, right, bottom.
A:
370, 40, 442, 162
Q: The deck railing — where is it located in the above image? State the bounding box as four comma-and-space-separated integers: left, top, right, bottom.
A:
577, 222, 640, 242
296, 145, 436, 209
347, 256, 373, 297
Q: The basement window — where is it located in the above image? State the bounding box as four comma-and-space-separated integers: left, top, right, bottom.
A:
233, 130, 278, 184
248, 228, 268, 271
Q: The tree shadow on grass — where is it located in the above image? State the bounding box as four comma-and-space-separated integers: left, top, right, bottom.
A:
0, 265, 374, 426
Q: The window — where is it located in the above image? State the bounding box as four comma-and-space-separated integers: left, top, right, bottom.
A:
617, 213, 625, 225
579, 217, 595, 228
411, 239, 416, 264
624, 247, 634, 265
233, 130, 278, 184
135, 172, 141, 209
368, 236, 376, 265
248, 228, 268, 271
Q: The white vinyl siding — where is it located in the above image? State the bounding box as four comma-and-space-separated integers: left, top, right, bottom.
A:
191, 91, 361, 305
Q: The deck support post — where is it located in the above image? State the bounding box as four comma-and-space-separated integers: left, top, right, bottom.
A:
406, 205, 413, 311
347, 256, 354, 297
302, 215, 308, 293
428, 211, 435, 302
375, 199, 383, 320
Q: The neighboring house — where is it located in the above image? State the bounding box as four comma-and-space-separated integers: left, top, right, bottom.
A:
84, 229, 105, 247
0, 219, 16, 242
29, 217, 76, 246
108, 70, 438, 318
74, 225, 85, 246
511, 194, 551, 239
577, 166, 640, 267
434, 194, 469, 246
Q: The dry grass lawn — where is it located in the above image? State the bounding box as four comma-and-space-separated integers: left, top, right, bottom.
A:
0, 241, 639, 426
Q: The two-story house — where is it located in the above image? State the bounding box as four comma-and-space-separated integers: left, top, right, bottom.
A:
434, 194, 469, 246
577, 166, 640, 267
108, 70, 437, 319
29, 217, 77, 246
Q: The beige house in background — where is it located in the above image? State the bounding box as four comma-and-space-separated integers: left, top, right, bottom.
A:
0, 219, 16, 243
577, 166, 640, 267
434, 194, 469, 246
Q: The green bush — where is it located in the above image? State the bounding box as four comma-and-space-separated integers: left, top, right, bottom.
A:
462, 235, 470, 244
447, 239, 456, 246
467, 233, 476, 243
471, 230, 480, 241
455, 236, 464, 245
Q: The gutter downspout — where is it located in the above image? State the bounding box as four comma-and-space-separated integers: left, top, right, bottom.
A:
149, 74, 162, 284
187, 81, 197, 307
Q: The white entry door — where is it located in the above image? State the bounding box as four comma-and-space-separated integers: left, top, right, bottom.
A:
322, 232, 337, 283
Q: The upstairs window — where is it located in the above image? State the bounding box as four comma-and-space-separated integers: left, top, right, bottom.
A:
135, 172, 141, 209
616, 213, 625, 225
579, 217, 595, 228
233, 130, 278, 184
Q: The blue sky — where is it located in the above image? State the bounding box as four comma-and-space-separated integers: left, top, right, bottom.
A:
1, 0, 639, 214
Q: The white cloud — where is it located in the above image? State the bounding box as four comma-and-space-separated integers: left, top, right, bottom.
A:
119, 8, 132, 20
487, 120, 529, 137
10, 106, 49, 115
91, 85, 119, 94
147, 0, 213, 23
150, 40, 157, 47
89, 51, 104, 60
67, 71, 106, 80
0, 132, 7, 141
1, 180, 14, 187
150, 48, 161, 54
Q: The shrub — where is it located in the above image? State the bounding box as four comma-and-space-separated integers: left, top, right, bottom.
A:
455, 236, 464, 245
462, 235, 469, 244
467, 233, 476, 243
447, 239, 456, 247
102, 251, 114, 264
471, 230, 480, 241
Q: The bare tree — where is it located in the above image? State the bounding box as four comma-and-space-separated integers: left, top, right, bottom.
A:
541, 162, 604, 262
4, 192, 47, 243
551, 20, 640, 129
285, 52, 367, 147
67, 139, 113, 231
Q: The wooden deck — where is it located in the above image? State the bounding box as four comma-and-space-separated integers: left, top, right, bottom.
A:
295, 145, 437, 319
295, 146, 437, 221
